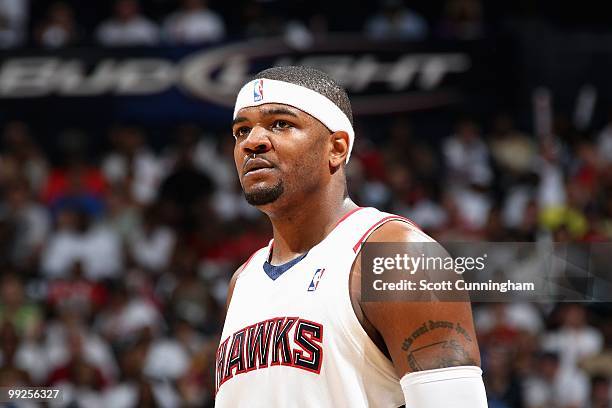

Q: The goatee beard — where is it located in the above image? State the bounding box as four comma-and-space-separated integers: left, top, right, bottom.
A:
244, 181, 284, 206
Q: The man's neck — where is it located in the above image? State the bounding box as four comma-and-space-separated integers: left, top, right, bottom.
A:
266, 196, 358, 265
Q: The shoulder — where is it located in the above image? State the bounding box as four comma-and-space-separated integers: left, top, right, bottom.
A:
225, 263, 246, 311
366, 217, 435, 244
225, 246, 267, 310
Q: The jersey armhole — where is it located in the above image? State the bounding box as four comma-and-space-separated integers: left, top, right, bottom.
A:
343, 216, 418, 380
352, 215, 419, 253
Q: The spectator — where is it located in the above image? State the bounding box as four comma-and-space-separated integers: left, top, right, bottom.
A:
160, 126, 234, 192
46, 324, 114, 406
173, 319, 206, 356
40, 208, 123, 280
403, 183, 448, 231
96, 0, 159, 46
0, 121, 48, 195
0, 182, 50, 269
596, 110, 612, 164
128, 205, 176, 273
163, 0, 225, 44
177, 338, 217, 406
0, 322, 31, 388
102, 125, 162, 206
0, 0, 28, 48
475, 303, 543, 341
158, 147, 214, 232
42, 131, 106, 218
104, 342, 173, 407
523, 351, 589, 408
442, 119, 493, 229
437, 0, 485, 40
507, 198, 540, 241
541, 304, 603, 379
365, 0, 428, 41
44, 305, 118, 383
14, 320, 49, 385
102, 185, 141, 243
489, 113, 536, 177
143, 334, 190, 381
0, 274, 42, 339
443, 118, 492, 188
536, 137, 567, 211
34, 2, 80, 48
169, 246, 222, 334
484, 346, 524, 408
95, 285, 163, 345
47, 261, 109, 314
46, 331, 108, 388
283, 19, 315, 49
240, 3, 314, 48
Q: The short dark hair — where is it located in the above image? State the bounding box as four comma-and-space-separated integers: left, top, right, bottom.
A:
253, 66, 353, 126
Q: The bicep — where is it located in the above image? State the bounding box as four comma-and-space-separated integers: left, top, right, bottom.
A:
361, 299, 480, 377
356, 221, 480, 377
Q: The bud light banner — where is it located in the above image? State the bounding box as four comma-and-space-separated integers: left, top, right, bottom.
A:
0, 36, 502, 125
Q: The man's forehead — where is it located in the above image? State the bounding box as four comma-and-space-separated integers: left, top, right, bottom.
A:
235, 103, 309, 120
232, 103, 330, 133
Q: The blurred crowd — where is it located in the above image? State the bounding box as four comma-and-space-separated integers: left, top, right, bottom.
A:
0, 110, 611, 407
1, 0, 612, 407
4, 0, 607, 51
0, 121, 265, 407
1, 0, 489, 49
12, 0, 611, 51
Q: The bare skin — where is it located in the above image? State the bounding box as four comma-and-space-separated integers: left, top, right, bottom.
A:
232, 103, 356, 264
226, 102, 480, 377
350, 221, 480, 376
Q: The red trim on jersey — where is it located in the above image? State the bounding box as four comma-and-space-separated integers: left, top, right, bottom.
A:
333, 206, 364, 229
240, 247, 262, 271
352, 215, 419, 253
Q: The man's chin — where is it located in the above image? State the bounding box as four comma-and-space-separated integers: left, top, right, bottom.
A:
243, 182, 284, 206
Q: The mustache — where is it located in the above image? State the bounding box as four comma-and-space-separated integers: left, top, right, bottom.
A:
242, 155, 276, 171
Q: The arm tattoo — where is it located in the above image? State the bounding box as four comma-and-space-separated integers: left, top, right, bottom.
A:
402, 320, 478, 371
407, 340, 477, 371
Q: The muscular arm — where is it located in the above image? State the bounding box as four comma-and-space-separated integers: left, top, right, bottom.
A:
350, 220, 481, 377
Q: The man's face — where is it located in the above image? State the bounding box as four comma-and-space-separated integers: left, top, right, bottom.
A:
232, 103, 330, 207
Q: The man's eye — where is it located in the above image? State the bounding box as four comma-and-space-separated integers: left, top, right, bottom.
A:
273, 120, 292, 129
234, 127, 251, 138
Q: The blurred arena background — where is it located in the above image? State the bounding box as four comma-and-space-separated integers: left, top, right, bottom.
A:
1, 0, 612, 407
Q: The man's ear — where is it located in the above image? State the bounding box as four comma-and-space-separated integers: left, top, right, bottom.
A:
329, 130, 350, 168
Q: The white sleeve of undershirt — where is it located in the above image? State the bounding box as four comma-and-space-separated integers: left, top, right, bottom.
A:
400, 366, 488, 408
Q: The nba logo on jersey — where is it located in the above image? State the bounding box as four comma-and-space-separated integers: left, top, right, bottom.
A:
308, 268, 326, 291
253, 79, 264, 102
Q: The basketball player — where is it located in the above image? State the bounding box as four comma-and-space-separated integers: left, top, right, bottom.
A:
215, 66, 488, 407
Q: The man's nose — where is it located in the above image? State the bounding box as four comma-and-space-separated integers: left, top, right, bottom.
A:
242, 126, 272, 154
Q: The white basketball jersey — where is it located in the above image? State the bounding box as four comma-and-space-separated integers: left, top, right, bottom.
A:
215, 207, 418, 408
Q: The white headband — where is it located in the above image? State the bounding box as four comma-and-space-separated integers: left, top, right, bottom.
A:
233, 78, 355, 163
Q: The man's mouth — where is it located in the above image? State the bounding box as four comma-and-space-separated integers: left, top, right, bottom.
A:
243, 158, 275, 176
